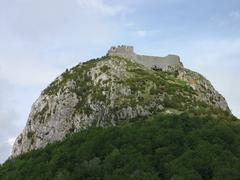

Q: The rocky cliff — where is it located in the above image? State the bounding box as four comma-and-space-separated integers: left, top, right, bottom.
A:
12, 48, 230, 157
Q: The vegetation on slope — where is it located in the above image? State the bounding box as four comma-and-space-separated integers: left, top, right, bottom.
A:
1, 112, 239, 180
40, 56, 213, 119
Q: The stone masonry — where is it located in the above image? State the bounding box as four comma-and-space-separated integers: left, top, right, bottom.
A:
107, 45, 183, 71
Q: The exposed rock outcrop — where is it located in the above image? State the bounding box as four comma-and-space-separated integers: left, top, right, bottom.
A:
12, 46, 230, 157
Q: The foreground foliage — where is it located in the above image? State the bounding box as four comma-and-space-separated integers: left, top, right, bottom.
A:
0, 113, 240, 180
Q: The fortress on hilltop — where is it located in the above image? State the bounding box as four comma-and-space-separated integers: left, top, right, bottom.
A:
107, 45, 183, 71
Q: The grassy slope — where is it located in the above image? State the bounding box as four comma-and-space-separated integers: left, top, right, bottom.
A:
0, 112, 239, 180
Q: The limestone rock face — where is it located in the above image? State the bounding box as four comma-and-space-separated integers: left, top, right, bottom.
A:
12, 50, 230, 157
13, 82, 79, 156
177, 69, 229, 112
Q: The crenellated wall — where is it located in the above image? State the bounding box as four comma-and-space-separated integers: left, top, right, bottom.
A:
107, 45, 183, 71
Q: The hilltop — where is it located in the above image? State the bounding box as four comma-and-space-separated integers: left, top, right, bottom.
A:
12, 45, 230, 157
0, 45, 239, 179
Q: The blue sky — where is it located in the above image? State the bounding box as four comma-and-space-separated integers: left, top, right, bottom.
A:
0, 0, 239, 163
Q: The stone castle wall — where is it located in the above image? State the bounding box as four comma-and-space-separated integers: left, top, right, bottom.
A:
107, 45, 137, 60
107, 45, 183, 71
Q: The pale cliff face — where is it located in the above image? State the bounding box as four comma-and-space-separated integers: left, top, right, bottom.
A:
12, 49, 230, 157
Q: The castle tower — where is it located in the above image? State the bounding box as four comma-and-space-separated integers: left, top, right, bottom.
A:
107, 45, 136, 60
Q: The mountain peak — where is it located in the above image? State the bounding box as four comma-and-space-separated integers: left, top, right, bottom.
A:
11, 48, 230, 157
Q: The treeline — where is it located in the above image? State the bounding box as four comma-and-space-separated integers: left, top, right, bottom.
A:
0, 113, 240, 180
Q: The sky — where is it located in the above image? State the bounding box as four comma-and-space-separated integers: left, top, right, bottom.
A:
0, 0, 239, 163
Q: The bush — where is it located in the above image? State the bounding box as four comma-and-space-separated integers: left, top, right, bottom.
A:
0, 113, 239, 180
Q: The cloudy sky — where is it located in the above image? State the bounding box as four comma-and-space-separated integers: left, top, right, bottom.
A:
0, 0, 239, 163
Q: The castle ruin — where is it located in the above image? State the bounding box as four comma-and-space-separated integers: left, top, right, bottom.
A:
107, 45, 183, 71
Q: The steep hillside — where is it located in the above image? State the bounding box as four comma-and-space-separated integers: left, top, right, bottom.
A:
12, 55, 230, 157
1, 113, 239, 179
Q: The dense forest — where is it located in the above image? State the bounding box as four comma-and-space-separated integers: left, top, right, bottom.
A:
0, 112, 239, 180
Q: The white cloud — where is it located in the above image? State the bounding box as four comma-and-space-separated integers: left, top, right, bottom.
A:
77, 0, 135, 16
0, 79, 20, 163
229, 11, 240, 19
124, 22, 135, 27
0, 109, 18, 136
0, 0, 123, 86
135, 29, 161, 38
209, 16, 227, 27
0, 142, 12, 163
0, 56, 61, 86
210, 10, 240, 27
0, 0, 121, 46
136, 30, 147, 37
